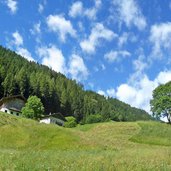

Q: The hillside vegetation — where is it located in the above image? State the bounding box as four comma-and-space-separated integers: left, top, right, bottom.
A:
0, 112, 171, 171
0, 46, 152, 123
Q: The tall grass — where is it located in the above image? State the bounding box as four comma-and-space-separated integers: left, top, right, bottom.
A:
0, 112, 171, 170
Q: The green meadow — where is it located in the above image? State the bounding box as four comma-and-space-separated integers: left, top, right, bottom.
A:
0, 111, 171, 171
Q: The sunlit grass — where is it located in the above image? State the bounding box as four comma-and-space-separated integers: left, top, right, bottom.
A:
0, 112, 171, 170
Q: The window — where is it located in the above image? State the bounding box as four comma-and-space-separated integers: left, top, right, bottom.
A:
11, 111, 13, 114
16, 113, 19, 116
5, 110, 7, 113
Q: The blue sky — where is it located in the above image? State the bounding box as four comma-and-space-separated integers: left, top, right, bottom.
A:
1, 0, 171, 113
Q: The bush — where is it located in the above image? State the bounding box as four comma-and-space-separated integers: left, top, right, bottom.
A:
86, 114, 103, 124
64, 116, 77, 128
21, 96, 44, 119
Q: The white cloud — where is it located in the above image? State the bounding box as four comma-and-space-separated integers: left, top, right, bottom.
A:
37, 45, 66, 74
149, 22, 171, 59
30, 22, 41, 42
112, 0, 146, 30
116, 71, 171, 113
133, 57, 147, 73
10, 31, 34, 62
38, 4, 44, 13
104, 50, 131, 62
80, 23, 117, 54
16, 47, 34, 61
101, 64, 106, 70
30, 22, 41, 35
69, 1, 83, 17
97, 90, 106, 96
6, 0, 17, 14
38, 0, 46, 13
12, 31, 23, 46
118, 32, 129, 47
106, 88, 116, 97
69, 0, 101, 20
97, 88, 116, 98
155, 71, 171, 84
68, 54, 89, 81
46, 15, 76, 42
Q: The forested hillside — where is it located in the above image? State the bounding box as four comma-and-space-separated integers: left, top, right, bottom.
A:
0, 46, 152, 123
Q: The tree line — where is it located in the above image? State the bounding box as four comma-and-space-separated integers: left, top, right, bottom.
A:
0, 46, 152, 123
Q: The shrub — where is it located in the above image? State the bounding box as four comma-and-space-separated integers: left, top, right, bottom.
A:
64, 116, 77, 128
21, 96, 44, 119
85, 114, 103, 124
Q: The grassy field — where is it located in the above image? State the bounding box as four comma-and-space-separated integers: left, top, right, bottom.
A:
0, 112, 171, 171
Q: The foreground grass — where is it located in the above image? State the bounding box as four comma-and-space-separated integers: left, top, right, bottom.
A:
0, 112, 171, 170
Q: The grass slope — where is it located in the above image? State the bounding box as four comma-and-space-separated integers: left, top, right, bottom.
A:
0, 112, 171, 171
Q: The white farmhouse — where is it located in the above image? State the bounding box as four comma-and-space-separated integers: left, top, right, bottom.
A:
0, 95, 26, 116
40, 113, 66, 126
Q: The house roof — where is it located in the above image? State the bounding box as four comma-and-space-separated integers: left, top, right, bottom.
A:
9, 107, 21, 113
0, 95, 26, 106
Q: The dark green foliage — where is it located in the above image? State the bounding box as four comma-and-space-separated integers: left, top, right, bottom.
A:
85, 114, 103, 124
150, 81, 171, 123
0, 46, 152, 123
64, 116, 77, 128
21, 96, 44, 119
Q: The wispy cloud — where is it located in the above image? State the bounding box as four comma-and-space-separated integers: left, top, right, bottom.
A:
112, 0, 146, 30
69, 0, 101, 20
149, 22, 171, 59
6, 0, 17, 14
12, 31, 23, 46
46, 15, 76, 42
104, 50, 131, 63
80, 23, 117, 54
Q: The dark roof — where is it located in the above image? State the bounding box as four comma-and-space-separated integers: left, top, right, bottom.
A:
0, 95, 26, 106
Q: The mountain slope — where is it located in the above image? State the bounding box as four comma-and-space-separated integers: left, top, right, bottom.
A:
0, 45, 152, 122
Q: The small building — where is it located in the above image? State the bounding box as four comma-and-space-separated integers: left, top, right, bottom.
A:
0, 95, 26, 116
40, 113, 66, 126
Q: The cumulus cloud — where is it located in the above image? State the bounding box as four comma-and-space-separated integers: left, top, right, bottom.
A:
104, 50, 131, 62
68, 54, 89, 81
6, 0, 17, 14
116, 71, 171, 113
112, 0, 146, 30
80, 23, 117, 54
69, 0, 101, 20
12, 31, 23, 46
149, 22, 171, 59
37, 45, 66, 74
46, 15, 76, 42
16, 47, 34, 61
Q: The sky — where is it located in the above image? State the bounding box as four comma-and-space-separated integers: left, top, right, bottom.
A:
0, 0, 171, 114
